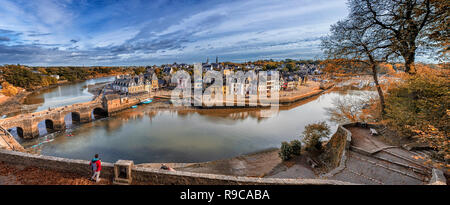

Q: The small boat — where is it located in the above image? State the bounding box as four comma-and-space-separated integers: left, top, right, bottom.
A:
140, 98, 153, 104
131, 105, 138, 108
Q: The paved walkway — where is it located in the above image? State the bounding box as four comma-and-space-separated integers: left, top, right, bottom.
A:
327, 127, 432, 185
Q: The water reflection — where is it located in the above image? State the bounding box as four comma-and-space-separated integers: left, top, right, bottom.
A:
23, 77, 114, 112
19, 90, 372, 164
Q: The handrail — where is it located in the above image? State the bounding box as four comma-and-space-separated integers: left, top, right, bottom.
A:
0, 126, 15, 150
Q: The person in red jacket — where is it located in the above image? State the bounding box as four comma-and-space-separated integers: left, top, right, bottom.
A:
89, 154, 102, 182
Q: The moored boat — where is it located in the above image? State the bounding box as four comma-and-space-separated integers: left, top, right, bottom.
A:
140, 98, 153, 104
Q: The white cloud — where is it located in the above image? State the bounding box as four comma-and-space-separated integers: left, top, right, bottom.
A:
0, 0, 350, 65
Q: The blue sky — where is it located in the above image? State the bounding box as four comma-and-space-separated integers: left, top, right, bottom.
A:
0, 0, 349, 66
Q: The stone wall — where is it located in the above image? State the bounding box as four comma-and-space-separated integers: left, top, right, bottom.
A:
105, 93, 151, 115
428, 168, 447, 185
132, 166, 352, 185
320, 122, 384, 177
0, 149, 353, 185
0, 149, 115, 178
320, 124, 353, 173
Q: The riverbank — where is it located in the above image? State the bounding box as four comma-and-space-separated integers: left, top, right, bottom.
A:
0, 91, 31, 117
136, 148, 282, 177
0, 76, 117, 117
137, 147, 322, 180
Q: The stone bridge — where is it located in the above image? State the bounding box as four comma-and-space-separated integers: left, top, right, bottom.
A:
0, 99, 108, 139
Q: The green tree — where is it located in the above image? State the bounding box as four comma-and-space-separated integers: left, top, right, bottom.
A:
279, 141, 294, 161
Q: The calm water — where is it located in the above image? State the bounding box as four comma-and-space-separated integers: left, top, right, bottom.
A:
19, 89, 372, 164
23, 77, 115, 112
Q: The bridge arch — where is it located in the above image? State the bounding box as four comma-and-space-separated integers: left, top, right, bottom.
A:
37, 119, 55, 136
64, 112, 81, 127
92, 107, 108, 120
7, 127, 24, 139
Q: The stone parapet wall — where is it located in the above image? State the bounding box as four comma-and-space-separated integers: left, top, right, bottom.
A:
0, 149, 353, 185
0, 149, 115, 178
132, 166, 353, 185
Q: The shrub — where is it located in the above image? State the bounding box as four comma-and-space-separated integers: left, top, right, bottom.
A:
279, 141, 293, 161
1, 82, 18, 96
302, 121, 330, 151
385, 68, 449, 165
291, 140, 302, 156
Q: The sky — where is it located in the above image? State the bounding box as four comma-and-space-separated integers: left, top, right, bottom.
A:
0, 0, 349, 66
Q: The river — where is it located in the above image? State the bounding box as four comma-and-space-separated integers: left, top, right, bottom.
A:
15, 81, 373, 164
22, 77, 115, 112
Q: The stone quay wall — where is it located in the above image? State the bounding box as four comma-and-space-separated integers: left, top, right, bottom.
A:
193, 84, 334, 109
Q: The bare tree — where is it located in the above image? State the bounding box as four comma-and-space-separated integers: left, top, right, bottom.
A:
321, 17, 390, 113
350, 0, 447, 74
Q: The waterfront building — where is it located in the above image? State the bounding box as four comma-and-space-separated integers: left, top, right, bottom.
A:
223, 68, 232, 76
151, 73, 159, 90
112, 75, 153, 94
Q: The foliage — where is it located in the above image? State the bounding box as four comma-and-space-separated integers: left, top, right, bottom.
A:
326, 92, 380, 123
1, 65, 51, 89
0, 65, 130, 89
302, 122, 331, 151
264, 64, 277, 71
134, 67, 147, 75
1, 82, 19, 96
290, 140, 302, 156
385, 67, 449, 166
319, 59, 368, 75
412, 125, 449, 167
279, 141, 294, 161
425, 0, 449, 59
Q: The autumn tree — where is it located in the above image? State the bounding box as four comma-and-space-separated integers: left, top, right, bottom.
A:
302, 122, 331, 151
385, 67, 449, 166
425, 0, 449, 60
286, 62, 296, 72
134, 66, 146, 75
349, 0, 448, 74
1, 82, 19, 96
